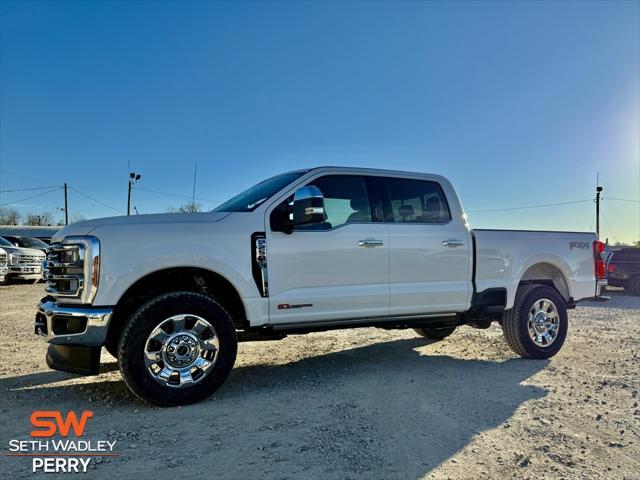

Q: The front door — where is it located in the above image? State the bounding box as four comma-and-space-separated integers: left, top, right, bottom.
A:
266, 174, 389, 324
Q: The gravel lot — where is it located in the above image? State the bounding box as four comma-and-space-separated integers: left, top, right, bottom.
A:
0, 283, 639, 479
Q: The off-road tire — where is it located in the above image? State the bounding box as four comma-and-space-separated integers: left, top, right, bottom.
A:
502, 284, 568, 359
118, 291, 237, 406
413, 326, 457, 340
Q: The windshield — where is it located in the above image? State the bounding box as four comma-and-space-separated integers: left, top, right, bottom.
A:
0, 237, 14, 247
213, 171, 307, 212
15, 237, 49, 249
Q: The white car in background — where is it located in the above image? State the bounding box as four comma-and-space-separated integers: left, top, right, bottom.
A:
0, 236, 45, 283
0, 248, 8, 283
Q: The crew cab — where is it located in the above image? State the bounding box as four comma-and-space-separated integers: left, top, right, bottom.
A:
35, 167, 607, 405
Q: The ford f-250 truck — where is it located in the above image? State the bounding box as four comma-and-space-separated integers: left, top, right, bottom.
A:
35, 167, 607, 405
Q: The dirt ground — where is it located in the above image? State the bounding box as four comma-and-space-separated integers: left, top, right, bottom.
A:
0, 283, 638, 479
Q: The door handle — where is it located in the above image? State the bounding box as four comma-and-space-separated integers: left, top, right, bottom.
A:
358, 239, 384, 247
442, 239, 465, 247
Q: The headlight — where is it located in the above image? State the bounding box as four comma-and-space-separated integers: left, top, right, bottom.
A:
45, 236, 100, 304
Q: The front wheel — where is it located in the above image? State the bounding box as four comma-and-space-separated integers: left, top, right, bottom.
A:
502, 284, 568, 359
118, 292, 237, 406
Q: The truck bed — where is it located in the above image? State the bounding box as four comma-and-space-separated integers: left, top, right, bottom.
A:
472, 229, 598, 309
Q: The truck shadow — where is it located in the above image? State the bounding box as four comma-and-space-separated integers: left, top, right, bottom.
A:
1, 338, 548, 479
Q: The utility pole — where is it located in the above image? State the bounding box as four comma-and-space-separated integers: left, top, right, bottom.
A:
63, 182, 69, 225
596, 185, 603, 238
128, 172, 141, 216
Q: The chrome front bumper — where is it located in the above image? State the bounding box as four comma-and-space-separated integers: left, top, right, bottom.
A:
9, 265, 42, 278
35, 299, 113, 347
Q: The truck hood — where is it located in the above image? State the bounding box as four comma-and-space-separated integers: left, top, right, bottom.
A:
52, 212, 232, 242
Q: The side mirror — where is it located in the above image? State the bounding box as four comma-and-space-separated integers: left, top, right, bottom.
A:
293, 186, 325, 228
270, 186, 326, 234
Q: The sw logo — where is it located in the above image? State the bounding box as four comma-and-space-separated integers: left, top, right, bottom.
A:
30, 410, 94, 437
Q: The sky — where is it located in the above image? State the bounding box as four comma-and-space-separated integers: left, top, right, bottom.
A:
1, 0, 639, 243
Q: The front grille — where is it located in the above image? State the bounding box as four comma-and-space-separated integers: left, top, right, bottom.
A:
45, 244, 84, 297
0, 253, 6, 267
13, 254, 43, 266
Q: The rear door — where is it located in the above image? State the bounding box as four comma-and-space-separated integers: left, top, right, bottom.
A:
379, 176, 472, 315
266, 174, 389, 324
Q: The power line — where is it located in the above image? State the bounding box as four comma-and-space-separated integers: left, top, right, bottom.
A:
69, 187, 123, 214
468, 199, 593, 213
602, 197, 640, 204
600, 210, 619, 244
0, 187, 61, 206
0, 185, 60, 193
135, 186, 221, 204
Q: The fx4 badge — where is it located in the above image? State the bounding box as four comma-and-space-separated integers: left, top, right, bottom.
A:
569, 241, 590, 250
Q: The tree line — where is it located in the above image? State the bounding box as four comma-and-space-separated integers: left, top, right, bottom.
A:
0, 202, 202, 226
0, 207, 87, 226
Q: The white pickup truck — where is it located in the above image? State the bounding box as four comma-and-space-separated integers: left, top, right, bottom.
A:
35, 167, 607, 405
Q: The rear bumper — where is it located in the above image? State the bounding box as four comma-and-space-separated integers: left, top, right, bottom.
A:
575, 279, 610, 304
35, 299, 113, 347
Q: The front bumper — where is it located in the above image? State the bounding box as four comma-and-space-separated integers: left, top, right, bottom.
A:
10, 265, 41, 273
36, 299, 112, 376
35, 299, 113, 347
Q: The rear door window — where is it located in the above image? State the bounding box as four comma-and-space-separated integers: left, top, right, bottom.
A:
381, 178, 451, 224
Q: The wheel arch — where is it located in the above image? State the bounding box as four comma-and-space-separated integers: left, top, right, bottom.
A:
106, 267, 248, 354
518, 260, 571, 303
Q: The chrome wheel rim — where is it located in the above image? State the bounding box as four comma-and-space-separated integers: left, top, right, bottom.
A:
527, 298, 560, 347
144, 314, 219, 388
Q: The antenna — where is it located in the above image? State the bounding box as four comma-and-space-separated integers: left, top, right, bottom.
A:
191, 163, 198, 209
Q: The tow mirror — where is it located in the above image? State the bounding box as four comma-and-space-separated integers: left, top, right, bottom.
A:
293, 186, 325, 228
270, 185, 326, 234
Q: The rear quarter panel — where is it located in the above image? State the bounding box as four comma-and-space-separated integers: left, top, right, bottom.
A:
473, 230, 597, 309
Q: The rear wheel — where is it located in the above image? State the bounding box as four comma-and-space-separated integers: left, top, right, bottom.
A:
118, 291, 237, 406
502, 284, 567, 359
413, 326, 456, 340
627, 276, 640, 296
